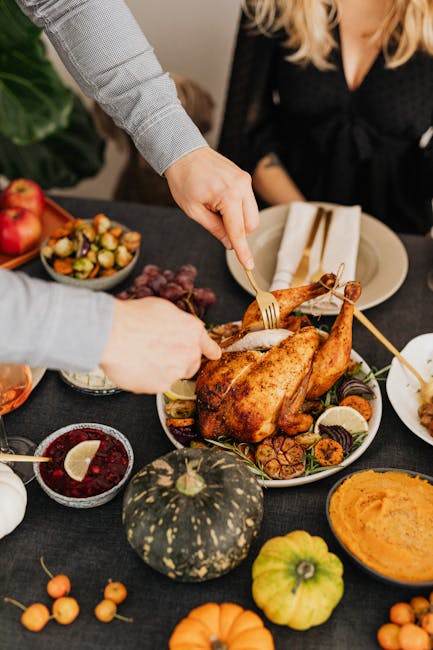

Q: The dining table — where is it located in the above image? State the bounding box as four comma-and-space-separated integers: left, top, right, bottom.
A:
1, 195, 432, 650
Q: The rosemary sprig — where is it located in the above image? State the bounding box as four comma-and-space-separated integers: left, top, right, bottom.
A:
205, 437, 270, 482
364, 364, 391, 383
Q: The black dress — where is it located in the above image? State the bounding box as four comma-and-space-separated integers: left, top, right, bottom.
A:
219, 18, 433, 235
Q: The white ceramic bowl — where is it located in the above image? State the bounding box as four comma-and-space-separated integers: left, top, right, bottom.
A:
34, 422, 134, 508
40, 220, 139, 291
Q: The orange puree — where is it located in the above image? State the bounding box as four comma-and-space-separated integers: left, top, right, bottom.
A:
329, 470, 433, 582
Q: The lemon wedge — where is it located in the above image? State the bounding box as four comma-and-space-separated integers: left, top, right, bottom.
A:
163, 379, 197, 401
314, 406, 369, 435
64, 440, 101, 481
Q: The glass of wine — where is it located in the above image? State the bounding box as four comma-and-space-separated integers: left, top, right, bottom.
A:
0, 363, 35, 484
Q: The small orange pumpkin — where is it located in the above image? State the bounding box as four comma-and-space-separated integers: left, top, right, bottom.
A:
169, 602, 275, 650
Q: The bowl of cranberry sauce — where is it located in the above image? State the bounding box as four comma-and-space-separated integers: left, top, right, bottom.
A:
34, 423, 134, 508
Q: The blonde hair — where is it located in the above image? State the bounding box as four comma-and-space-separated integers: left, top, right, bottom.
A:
242, 0, 433, 70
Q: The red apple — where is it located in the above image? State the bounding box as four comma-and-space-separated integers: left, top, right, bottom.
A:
2, 178, 45, 219
0, 207, 42, 255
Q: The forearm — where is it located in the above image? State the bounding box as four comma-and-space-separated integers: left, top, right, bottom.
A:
16, 0, 207, 175
0, 270, 114, 371
252, 154, 304, 204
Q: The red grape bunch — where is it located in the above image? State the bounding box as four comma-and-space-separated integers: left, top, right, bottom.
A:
116, 263, 216, 318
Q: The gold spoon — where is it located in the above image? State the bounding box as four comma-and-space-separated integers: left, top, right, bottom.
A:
0, 453, 51, 463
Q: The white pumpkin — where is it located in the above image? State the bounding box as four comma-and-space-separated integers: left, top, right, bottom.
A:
0, 463, 27, 538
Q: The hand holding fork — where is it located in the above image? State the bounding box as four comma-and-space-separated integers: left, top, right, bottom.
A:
245, 268, 281, 329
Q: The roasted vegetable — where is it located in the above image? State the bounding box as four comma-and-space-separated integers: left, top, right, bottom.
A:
115, 245, 133, 268
54, 237, 74, 258
97, 249, 115, 269
93, 213, 111, 233
76, 231, 91, 258
53, 258, 74, 275
100, 232, 119, 251
255, 435, 305, 479
314, 438, 344, 466
337, 377, 374, 401
120, 231, 141, 252
339, 395, 373, 421
73, 257, 94, 279
318, 424, 353, 452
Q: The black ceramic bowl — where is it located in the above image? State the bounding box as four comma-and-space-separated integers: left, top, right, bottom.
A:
326, 467, 433, 589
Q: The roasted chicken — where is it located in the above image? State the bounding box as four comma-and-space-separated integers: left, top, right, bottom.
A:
196, 278, 362, 444
307, 281, 361, 399
241, 273, 337, 332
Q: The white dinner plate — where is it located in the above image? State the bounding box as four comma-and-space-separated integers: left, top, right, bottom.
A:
156, 349, 382, 488
386, 333, 433, 447
226, 203, 408, 315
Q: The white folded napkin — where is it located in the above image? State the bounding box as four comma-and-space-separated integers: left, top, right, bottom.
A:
270, 202, 361, 292
270, 202, 319, 290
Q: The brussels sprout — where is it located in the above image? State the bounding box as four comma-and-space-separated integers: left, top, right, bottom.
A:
77, 223, 97, 242
100, 232, 119, 251
54, 237, 75, 258
93, 213, 111, 233
73, 257, 94, 279
120, 231, 141, 252
97, 249, 115, 269
86, 249, 97, 264
115, 245, 133, 268
42, 244, 54, 260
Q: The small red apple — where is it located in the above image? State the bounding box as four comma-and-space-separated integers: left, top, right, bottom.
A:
2, 178, 45, 219
0, 207, 42, 255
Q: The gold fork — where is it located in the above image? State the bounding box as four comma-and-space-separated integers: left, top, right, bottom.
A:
245, 269, 281, 329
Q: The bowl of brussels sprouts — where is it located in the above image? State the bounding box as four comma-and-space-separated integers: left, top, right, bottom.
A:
40, 213, 141, 291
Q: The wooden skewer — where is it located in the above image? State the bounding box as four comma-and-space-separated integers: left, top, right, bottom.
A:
354, 307, 426, 387
0, 453, 51, 463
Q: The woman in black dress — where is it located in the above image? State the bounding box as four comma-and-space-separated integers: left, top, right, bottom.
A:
237, 0, 433, 234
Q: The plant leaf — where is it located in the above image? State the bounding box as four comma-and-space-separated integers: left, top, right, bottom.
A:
0, 0, 41, 50
0, 96, 105, 188
0, 40, 73, 144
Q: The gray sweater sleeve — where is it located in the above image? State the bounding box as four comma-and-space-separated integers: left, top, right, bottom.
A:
16, 0, 208, 175
0, 269, 114, 371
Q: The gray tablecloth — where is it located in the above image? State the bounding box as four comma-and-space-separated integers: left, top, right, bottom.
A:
1, 197, 432, 650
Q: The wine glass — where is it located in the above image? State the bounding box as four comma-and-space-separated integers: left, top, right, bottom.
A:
0, 363, 35, 484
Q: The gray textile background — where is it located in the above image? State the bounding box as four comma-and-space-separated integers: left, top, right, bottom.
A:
1, 196, 432, 650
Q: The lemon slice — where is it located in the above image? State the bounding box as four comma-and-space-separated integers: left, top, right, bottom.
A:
64, 440, 101, 481
314, 406, 369, 435
163, 379, 197, 401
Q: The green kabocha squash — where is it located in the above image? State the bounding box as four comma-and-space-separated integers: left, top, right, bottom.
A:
252, 530, 344, 630
122, 448, 264, 582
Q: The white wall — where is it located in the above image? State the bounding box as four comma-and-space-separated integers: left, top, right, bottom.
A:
49, 0, 241, 199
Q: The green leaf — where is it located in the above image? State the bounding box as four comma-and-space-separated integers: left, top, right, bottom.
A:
0, 0, 41, 50
0, 40, 73, 145
0, 96, 105, 188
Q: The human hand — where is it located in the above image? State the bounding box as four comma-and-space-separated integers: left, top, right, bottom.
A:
99, 296, 221, 393
165, 147, 259, 269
